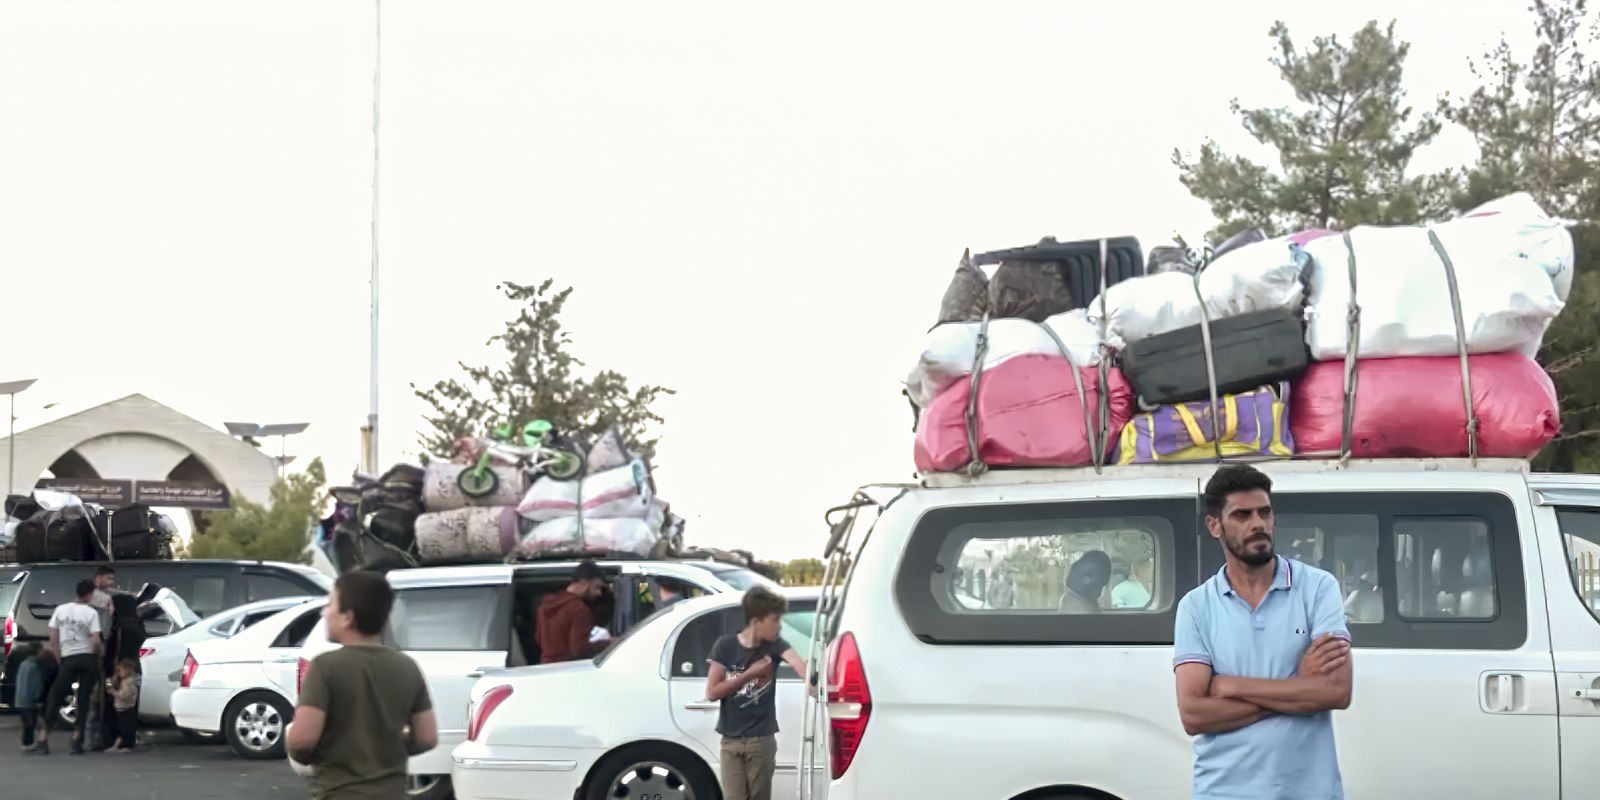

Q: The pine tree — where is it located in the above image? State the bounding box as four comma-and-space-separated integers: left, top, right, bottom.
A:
1443, 0, 1599, 217
413, 280, 673, 460
1174, 20, 1447, 239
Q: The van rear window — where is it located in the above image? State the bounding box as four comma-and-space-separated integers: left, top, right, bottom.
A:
895, 497, 1198, 646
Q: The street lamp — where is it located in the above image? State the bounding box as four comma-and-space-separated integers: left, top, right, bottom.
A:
0, 379, 37, 498
225, 421, 311, 480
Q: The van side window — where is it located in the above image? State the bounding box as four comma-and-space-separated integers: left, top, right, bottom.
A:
246, 573, 308, 603
1557, 508, 1600, 620
1264, 492, 1525, 650
1273, 513, 1383, 623
1395, 518, 1497, 620
389, 586, 510, 652
190, 577, 228, 617
956, 529, 1164, 614
896, 497, 1198, 646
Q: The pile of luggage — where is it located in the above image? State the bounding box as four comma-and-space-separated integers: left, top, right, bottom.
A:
2, 490, 177, 562
326, 426, 688, 573
907, 193, 1575, 472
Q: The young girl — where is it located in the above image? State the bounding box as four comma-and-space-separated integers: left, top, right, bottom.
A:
107, 659, 140, 753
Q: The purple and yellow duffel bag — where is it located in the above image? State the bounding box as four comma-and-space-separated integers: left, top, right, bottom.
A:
1117, 382, 1293, 464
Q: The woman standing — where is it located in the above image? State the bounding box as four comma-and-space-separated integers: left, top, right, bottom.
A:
103, 594, 147, 750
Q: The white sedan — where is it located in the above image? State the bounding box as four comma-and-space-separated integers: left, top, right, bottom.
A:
452, 589, 817, 800
170, 597, 327, 760
139, 596, 314, 724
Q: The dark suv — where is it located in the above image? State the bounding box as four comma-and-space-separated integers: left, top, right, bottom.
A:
2, 559, 330, 706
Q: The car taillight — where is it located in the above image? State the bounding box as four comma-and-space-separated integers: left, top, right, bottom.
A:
467, 684, 514, 742
180, 650, 198, 688
138, 646, 155, 659
296, 658, 309, 694
827, 632, 871, 779
3, 616, 12, 659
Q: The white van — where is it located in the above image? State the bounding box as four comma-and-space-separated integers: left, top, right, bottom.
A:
799, 459, 1600, 800
299, 557, 778, 800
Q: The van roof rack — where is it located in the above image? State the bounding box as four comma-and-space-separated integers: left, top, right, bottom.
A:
917, 457, 1531, 489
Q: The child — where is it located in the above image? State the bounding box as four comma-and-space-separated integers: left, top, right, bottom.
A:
106, 659, 140, 753
703, 586, 807, 800
16, 645, 59, 754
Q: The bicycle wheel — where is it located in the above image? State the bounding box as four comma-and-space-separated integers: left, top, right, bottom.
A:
457, 466, 500, 498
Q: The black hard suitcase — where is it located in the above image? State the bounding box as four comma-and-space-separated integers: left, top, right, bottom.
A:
112, 504, 158, 537
1120, 307, 1310, 406
973, 236, 1144, 316
111, 530, 155, 560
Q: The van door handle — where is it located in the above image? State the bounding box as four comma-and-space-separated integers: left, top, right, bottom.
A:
683, 701, 718, 711
1481, 671, 1525, 713
1573, 688, 1600, 702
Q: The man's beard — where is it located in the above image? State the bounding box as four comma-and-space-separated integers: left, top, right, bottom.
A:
1226, 533, 1275, 566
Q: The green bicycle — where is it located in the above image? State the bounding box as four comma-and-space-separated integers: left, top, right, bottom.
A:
457, 419, 586, 498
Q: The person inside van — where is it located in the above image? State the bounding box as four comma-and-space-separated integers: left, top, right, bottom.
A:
1111, 560, 1153, 609
1058, 551, 1110, 613
655, 576, 691, 610
535, 561, 612, 663
1173, 465, 1353, 800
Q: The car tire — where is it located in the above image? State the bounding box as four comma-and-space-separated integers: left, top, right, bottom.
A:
180, 727, 224, 745
223, 691, 292, 760
404, 774, 454, 799
584, 743, 718, 800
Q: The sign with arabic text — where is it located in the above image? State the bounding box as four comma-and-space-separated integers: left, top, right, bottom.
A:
32, 479, 231, 510
35, 479, 133, 507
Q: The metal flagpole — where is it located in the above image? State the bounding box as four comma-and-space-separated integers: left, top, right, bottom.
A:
365, 0, 383, 475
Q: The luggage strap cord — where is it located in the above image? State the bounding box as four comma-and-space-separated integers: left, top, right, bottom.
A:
1036, 318, 1095, 468
963, 312, 992, 477
1189, 255, 1226, 462
1340, 231, 1361, 465
1093, 238, 1111, 473
1428, 229, 1479, 464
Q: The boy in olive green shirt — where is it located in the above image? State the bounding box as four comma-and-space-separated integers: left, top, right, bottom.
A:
288, 572, 438, 799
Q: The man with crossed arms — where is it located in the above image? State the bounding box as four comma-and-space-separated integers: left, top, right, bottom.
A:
1174, 465, 1354, 800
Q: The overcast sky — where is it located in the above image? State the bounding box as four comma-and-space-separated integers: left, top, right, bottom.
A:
0, 0, 1542, 558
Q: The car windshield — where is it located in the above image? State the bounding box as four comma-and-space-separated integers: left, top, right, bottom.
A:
682, 563, 778, 591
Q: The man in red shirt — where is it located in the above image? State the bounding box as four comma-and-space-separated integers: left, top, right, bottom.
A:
536, 561, 612, 663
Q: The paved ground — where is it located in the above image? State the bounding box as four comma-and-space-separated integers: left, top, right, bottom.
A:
0, 710, 306, 800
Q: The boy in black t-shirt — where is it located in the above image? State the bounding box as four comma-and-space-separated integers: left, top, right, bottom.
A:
705, 586, 806, 800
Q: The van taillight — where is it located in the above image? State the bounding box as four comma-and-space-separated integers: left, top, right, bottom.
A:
467, 685, 514, 742
296, 658, 309, 694
180, 651, 198, 688
827, 632, 871, 779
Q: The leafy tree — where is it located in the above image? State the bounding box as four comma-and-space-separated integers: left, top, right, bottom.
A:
778, 558, 827, 587
1174, 20, 1446, 240
1442, 0, 1600, 217
414, 280, 673, 460
1535, 224, 1600, 470
188, 459, 325, 564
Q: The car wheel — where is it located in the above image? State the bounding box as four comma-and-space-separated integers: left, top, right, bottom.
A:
223, 691, 292, 760
585, 744, 717, 800
405, 774, 453, 799
180, 727, 224, 745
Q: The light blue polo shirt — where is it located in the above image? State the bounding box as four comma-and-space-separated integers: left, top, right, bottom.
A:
1173, 556, 1349, 800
